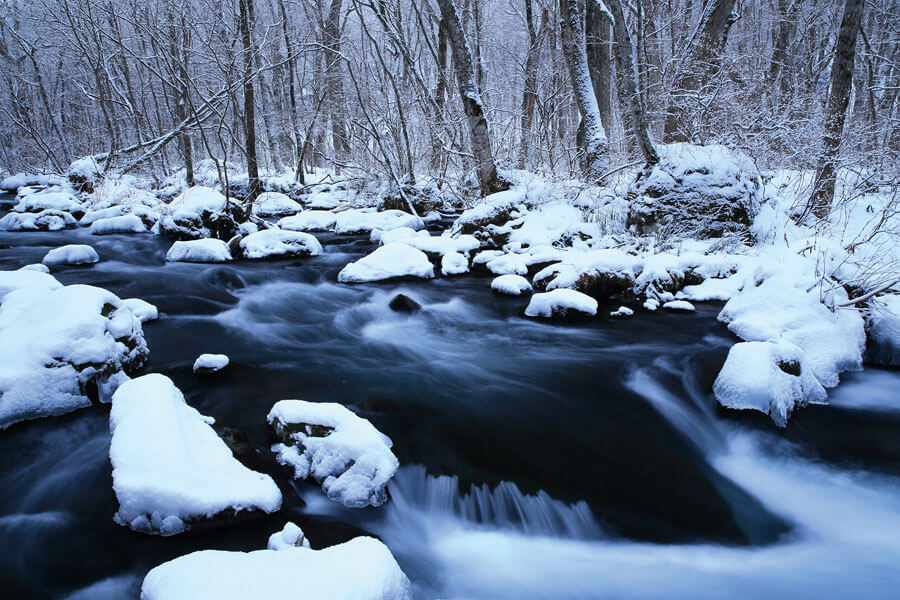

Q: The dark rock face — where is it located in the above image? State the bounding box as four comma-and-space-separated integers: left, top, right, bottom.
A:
380, 186, 443, 215
160, 206, 242, 241
575, 270, 635, 301
389, 294, 421, 313
777, 359, 802, 376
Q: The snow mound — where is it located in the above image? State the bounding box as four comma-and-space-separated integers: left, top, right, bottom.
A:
400, 233, 480, 257
491, 274, 532, 296
450, 189, 526, 248
166, 239, 232, 263
239, 229, 323, 259
0, 209, 77, 231
0, 269, 62, 299
42, 244, 100, 266
662, 300, 695, 312
0, 282, 148, 429
252, 192, 302, 217
268, 399, 399, 508
533, 249, 636, 300
193, 354, 229, 373
441, 252, 470, 275
89, 214, 147, 235
334, 209, 424, 235
13, 191, 84, 217
278, 211, 337, 232
610, 306, 634, 318
80, 206, 123, 225
160, 186, 237, 240
267, 521, 311, 550
714, 341, 827, 427
1, 172, 64, 191
141, 530, 410, 600
67, 156, 102, 182
677, 274, 743, 301
110, 374, 281, 535
525, 289, 598, 319
486, 253, 529, 276
338, 243, 434, 283
122, 298, 158, 322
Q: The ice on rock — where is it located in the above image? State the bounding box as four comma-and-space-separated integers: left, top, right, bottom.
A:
13, 191, 85, 217
714, 341, 827, 427
166, 239, 232, 263
42, 244, 100, 266
110, 374, 281, 535
0, 209, 77, 231
491, 274, 532, 296
89, 214, 147, 235
238, 229, 323, 259
338, 243, 434, 283
0, 282, 148, 429
278, 210, 337, 232
141, 528, 410, 600
193, 353, 229, 373
122, 298, 158, 322
525, 289, 598, 319
441, 252, 470, 275
334, 209, 424, 234
268, 399, 399, 508
486, 253, 529, 276
252, 192, 302, 217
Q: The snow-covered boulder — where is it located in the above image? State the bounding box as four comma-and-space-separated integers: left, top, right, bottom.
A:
166, 239, 232, 263
193, 354, 229, 374
110, 374, 282, 535
252, 192, 302, 217
0, 282, 148, 429
338, 243, 434, 283
441, 252, 470, 275
610, 306, 634, 318
268, 399, 399, 508
491, 274, 532, 296
533, 249, 636, 300
450, 189, 527, 248
866, 295, 900, 366
141, 528, 410, 600
0, 172, 64, 192
278, 210, 337, 232
0, 209, 77, 232
400, 233, 480, 258
662, 300, 695, 312
486, 253, 529, 276
714, 341, 827, 427
375, 226, 428, 244
524, 289, 598, 319
160, 186, 240, 240
334, 209, 424, 235
122, 298, 158, 322
42, 244, 100, 266
626, 143, 762, 238
0, 269, 61, 299
14, 191, 85, 218
238, 229, 323, 260
80, 206, 123, 225
89, 214, 148, 235
67, 156, 102, 192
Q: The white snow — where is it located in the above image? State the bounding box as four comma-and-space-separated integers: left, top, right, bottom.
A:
525, 289, 599, 318
268, 399, 399, 508
491, 274, 532, 296
0, 209, 77, 231
486, 253, 529, 276
0, 269, 61, 300
193, 354, 229, 373
166, 239, 232, 263
13, 191, 84, 215
533, 249, 636, 293
677, 275, 743, 301
42, 245, 100, 266
278, 210, 337, 232
267, 521, 311, 550
167, 186, 228, 220
441, 252, 470, 275
334, 209, 424, 234
67, 156, 102, 181
80, 206, 123, 225
110, 374, 281, 535
610, 306, 634, 318
1, 172, 64, 191
122, 298, 158, 322
338, 243, 434, 283
252, 192, 302, 217
239, 229, 323, 259
662, 300, 695, 312
372, 226, 425, 244
89, 214, 147, 235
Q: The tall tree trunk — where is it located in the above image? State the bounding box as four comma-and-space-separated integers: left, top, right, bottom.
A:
436, 0, 508, 195
324, 0, 350, 170
586, 0, 612, 141
768, 0, 800, 94
808, 0, 865, 218
558, 0, 609, 180
168, 5, 194, 187
432, 15, 449, 171
274, 0, 304, 183
240, 0, 261, 204
518, 1, 547, 169
662, 0, 738, 142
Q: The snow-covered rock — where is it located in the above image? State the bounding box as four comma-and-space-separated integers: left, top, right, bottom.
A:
0, 209, 77, 231
141, 529, 410, 600
486, 253, 529, 276
110, 374, 281, 535
267, 521, 311, 551
334, 209, 424, 235
238, 229, 323, 259
17, 263, 50, 274
160, 186, 238, 240
1, 172, 64, 192
524, 289, 598, 319
0, 282, 148, 429
662, 300, 695, 312
676, 274, 743, 301
193, 354, 229, 374
14, 191, 85, 217
373, 226, 427, 244
268, 399, 399, 508
866, 295, 900, 366
533, 249, 636, 300
278, 211, 337, 232
337, 243, 434, 283
80, 206, 123, 225
166, 239, 232, 263
89, 214, 147, 235
42, 244, 100, 266
441, 252, 470, 275
610, 306, 634, 318
122, 298, 158, 322
714, 341, 827, 427
491, 274, 532, 296
67, 156, 102, 192
252, 192, 302, 217
400, 233, 480, 257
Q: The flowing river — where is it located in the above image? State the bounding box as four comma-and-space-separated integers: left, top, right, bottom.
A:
1, 193, 899, 599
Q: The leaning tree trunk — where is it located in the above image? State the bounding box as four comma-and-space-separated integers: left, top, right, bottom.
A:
436, 0, 508, 196
239, 0, 261, 205
558, 0, 608, 180
662, 0, 737, 142
808, 0, 865, 219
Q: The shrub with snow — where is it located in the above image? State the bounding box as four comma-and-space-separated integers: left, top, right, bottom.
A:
338, 243, 434, 283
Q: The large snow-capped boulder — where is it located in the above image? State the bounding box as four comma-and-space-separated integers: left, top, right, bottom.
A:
141, 525, 410, 600
159, 186, 240, 240
89, 214, 148, 235
1, 172, 64, 192
524, 289, 598, 319
492, 274, 532, 296
13, 191, 85, 218
238, 229, 323, 259
278, 210, 337, 232
0, 282, 148, 429
533, 249, 637, 300
252, 192, 302, 217
42, 244, 100, 266
268, 400, 399, 508
334, 208, 424, 235
626, 143, 762, 238
166, 239, 232, 263
67, 156, 102, 193
0, 209, 77, 232
110, 374, 282, 535
866, 295, 900, 366
338, 243, 434, 283
449, 189, 527, 248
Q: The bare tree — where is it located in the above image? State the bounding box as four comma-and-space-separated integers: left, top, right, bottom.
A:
239, 0, 261, 203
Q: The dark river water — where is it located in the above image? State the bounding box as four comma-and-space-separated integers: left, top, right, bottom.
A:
1, 192, 899, 599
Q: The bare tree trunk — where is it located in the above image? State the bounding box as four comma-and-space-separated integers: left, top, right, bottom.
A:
768, 0, 800, 94
324, 0, 350, 170
436, 0, 508, 195
274, 0, 303, 182
586, 1, 613, 141
517, 0, 547, 169
808, 0, 865, 219
240, 0, 261, 204
432, 15, 450, 171
558, 0, 608, 180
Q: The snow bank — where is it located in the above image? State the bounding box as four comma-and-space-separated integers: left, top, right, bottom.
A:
268, 399, 399, 508
0, 209, 77, 231
166, 239, 232, 263
239, 229, 323, 259
110, 374, 281, 535
491, 274, 532, 296
193, 354, 229, 373
525, 289, 598, 318
334, 209, 424, 234
252, 192, 302, 217
278, 211, 337, 232
338, 243, 434, 283
89, 214, 147, 235
42, 244, 100, 266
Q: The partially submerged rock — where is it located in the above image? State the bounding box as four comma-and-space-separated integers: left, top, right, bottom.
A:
110, 374, 282, 535
268, 399, 399, 508
334, 209, 424, 235
337, 243, 434, 283
278, 210, 337, 232
0, 209, 77, 231
122, 298, 158, 322
89, 214, 147, 235
866, 295, 900, 366
388, 294, 421, 313
524, 289, 598, 319
193, 353, 230, 374
42, 244, 100, 266
491, 274, 532, 296
166, 239, 232, 263
238, 229, 323, 260
449, 189, 526, 248
159, 186, 241, 240
532, 249, 636, 301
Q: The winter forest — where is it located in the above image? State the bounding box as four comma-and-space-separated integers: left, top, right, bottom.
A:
1, 0, 899, 598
